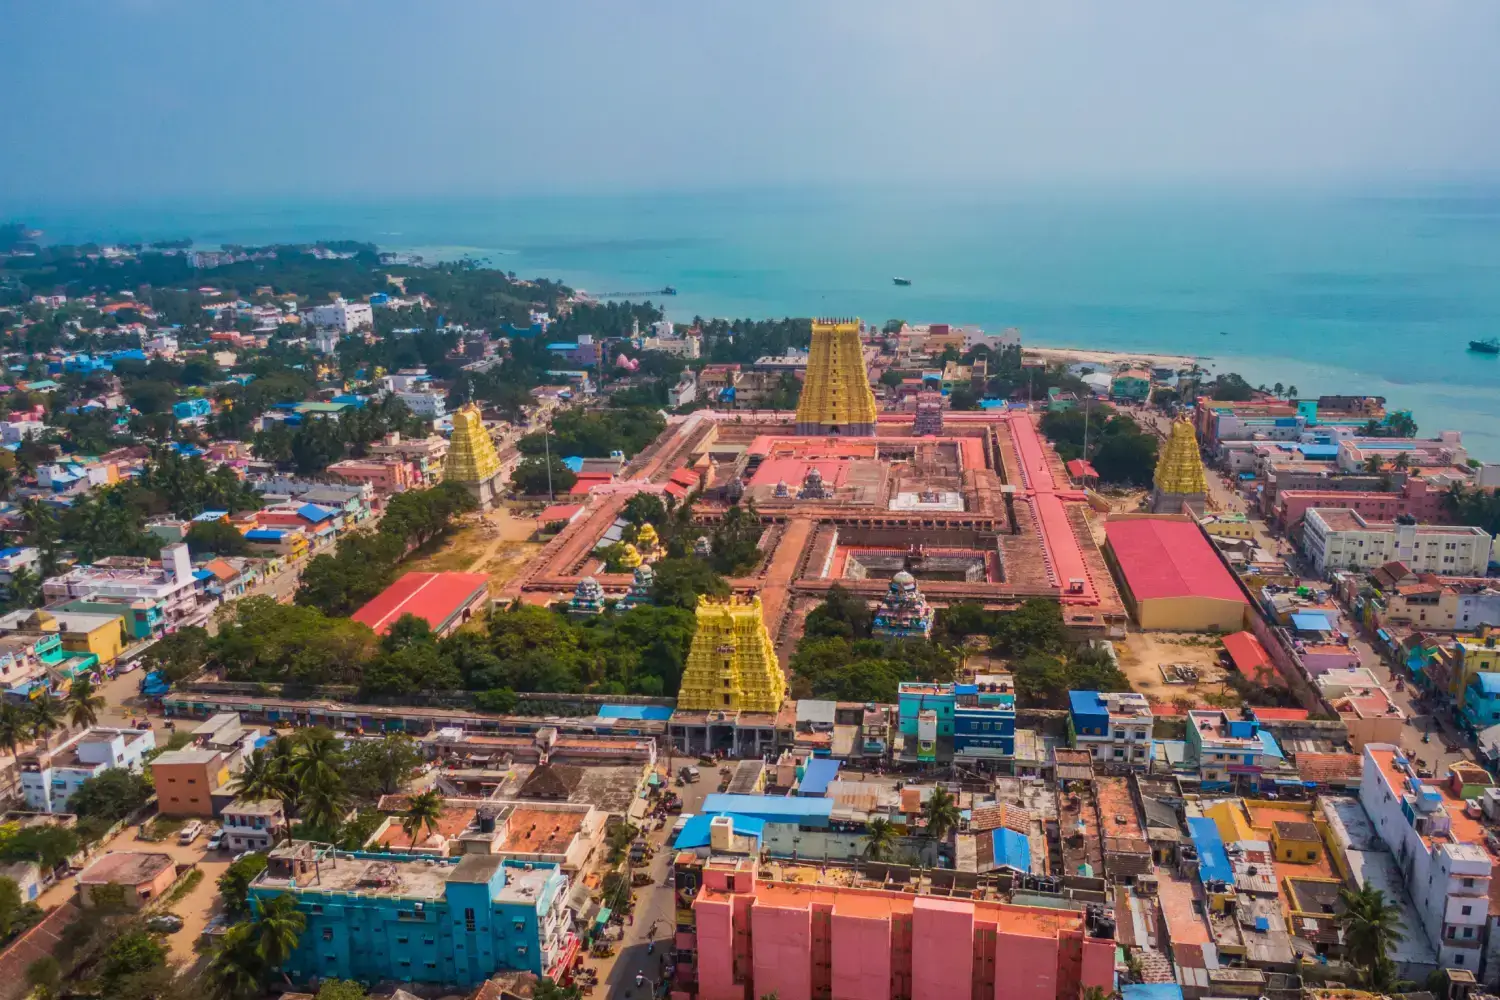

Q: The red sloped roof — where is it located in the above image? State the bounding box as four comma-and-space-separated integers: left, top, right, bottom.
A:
1066, 458, 1099, 479
1222, 631, 1284, 687
1251, 707, 1311, 722
352, 571, 490, 635
1104, 518, 1247, 604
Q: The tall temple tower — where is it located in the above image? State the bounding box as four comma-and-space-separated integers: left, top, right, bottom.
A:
674, 596, 786, 714
1150, 416, 1209, 514
443, 404, 505, 509
795, 317, 878, 436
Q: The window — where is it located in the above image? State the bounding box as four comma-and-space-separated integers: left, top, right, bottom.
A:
465, 908, 476, 933
1455, 954, 1465, 966
1464, 927, 1475, 939
397, 936, 409, 944
1463, 905, 1473, 916
322, 928, 333, 941
1448, 927, 1457, 939
1464, 878, 1475, 887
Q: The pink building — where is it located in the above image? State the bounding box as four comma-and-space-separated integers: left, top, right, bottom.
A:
1274, 478, 1446, 529
689, 857, 1113, 1000
325, 458, 416, 495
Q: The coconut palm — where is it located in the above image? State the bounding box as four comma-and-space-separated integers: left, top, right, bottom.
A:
28, 691, 62, 746
402, 789, 445, 848
1363, 454, 1386, 475
1339, 884, 1404, 983
207, 922, 265, 1000
232, 748, 288, 804
922, 785, 961, 842
291, 729, 348, 831
65, 675, 105, 730
863, 817, 897, 861
0, 703, 28, 762
1393, 452, 1412, 472
253, 892, 306, 974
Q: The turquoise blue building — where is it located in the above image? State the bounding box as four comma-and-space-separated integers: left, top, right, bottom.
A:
898, 682, 955, 739
248, 844, 577, 989
952, 682, 1016, 761
1463, 672, 1500, 732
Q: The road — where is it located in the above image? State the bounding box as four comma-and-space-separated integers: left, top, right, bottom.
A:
586, 763, 716, 999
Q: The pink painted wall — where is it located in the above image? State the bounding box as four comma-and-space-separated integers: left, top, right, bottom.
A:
912, 898, 974, 1000
994, 929, 1058, 1000
752, 903, 812, 1000
831, 910, 892, 1000
1300, 645, 1361, 674
694, 896, 739, 1000
1276, 480, 1445, 528
1079, 936, 1116, 993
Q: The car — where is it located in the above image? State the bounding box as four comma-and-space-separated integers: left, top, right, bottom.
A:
232, 851, 257, 864
206, 831, 225, 851
178, 820, 203, 845
146, 914, 184, 933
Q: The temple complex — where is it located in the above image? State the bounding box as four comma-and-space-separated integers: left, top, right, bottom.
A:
1150, 416, 1209, 514
794, 318, 878, 436
871, 570, 935, 638
443, 404, 505, 509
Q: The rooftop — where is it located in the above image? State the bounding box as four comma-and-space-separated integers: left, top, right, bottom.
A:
78, 851, 174, 885
351, 571, 489, 635
1105, 518, 1247, 604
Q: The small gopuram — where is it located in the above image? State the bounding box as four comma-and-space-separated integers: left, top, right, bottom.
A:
443, 404, 505, 509
871, 570, 934, 639
1149, 416, 1209, 514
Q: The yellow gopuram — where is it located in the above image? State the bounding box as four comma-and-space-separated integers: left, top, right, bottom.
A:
674, 595, 786, 714
444, 404, 506, 508
794, 317, 878, 436
1150, 416, 1209, 514
635, 522, 664, 562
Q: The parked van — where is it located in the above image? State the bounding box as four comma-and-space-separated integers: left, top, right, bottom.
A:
178, 820, 204, 845
679, 765, 700, 783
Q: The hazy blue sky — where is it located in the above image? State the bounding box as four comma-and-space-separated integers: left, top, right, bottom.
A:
5, 1, 1500, 200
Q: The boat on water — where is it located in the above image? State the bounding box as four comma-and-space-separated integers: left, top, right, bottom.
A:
892, 276, 912, 286
660, 286, 677, 296
1469, 338, 1500, 354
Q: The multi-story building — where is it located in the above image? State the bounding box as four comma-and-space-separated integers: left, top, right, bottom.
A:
397, 388, 446, 419
1184, 709, 1283, 790
303, 297, 373, 334
1068, 690, 1154, 768
248, 843, 576, 988
1337, 433, 1468, 473
1303, 509, 1492, 578
41, 544, 209, 638
152, 748, 231, 818
952, 677, 1016, 765
684, 850, 1115, 1000
20, 726, 156, 812
898, 682, 955, 749
325, 458, 416, 495
1448, 634, 1500, 709
1275, 478, 1448, 530
0, 547, 40, 598
1360, 744, 1492, 973
222, 798, 287, 851
366, 432, 448, 485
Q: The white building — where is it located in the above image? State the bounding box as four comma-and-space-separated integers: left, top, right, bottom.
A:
144, 332, 179, 358
668, 374, 698, 408
21, 727, 156, 812
1359, 743, 1491, 973
1303, 508, 1493, 577
221, 798, 287, 852
41, 543, 209, 634
642, 333, 701, 359
1070, 690, 1154, 768
312, 329, 339, 355
303, 297, 373, 334
396, 388, 446, 419
961, 326, 1020, 352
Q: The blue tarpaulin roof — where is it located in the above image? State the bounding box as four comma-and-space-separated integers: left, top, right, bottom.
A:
597, 705, 674, 721
1259, 729, 1285, 760
1122, 986, 1184, 1000
673, 813, 765, 850
701, 794, 833, 826
1474, 673, 1500, 695
298, 503, 337, 523
1187, 817, 1233, 885
244, 529, 285, 541
798, 759, 840, 797
1291, 612, 1332, 632
562, 456, 584, 473
992, 828, 1031, 872
193, 510, 229, 522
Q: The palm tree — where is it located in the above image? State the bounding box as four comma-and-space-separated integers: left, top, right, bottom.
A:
1339, 884, 1404, 985
232, 748, 287, 804
1286, 385, 1298, 400
922, 786, 961, 842
1393, 452, 1412, 472
401, 789, 445, 848
1363, 454, 1386, 475
0, 703, 27, 762
207, 922, 265, 1000
3, 567, 42, 609
65, 675, 105, 730
253, 893, 306, 975
863, 817, 896, 861
291, 729, 348, 831
28, 692, 62, 747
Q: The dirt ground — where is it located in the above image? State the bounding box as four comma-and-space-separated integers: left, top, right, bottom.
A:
1114, 630, 1238, 709
402, 505, 543, 594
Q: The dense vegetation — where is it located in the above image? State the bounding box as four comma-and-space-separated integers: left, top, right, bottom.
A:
790, 585, 959, 702
517, 403, 666, 460
250, 396, 429, 475
1038, 404, 1159, 486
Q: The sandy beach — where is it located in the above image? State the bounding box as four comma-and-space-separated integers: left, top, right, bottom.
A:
1024, 346, 1204, 370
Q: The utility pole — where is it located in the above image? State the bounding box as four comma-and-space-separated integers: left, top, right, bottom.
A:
543, 425, 554, 502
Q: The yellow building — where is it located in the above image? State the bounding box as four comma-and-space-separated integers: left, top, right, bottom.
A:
1149, 417, 1208, 514
13, 609, 126, 666
444, 404, 505, 508
1451, 633, 1500, 707
1198, 514, 1254, 540
795, 318, 878, 436
675, 596, 786, 713
1270, 818, 1323, 864
615, 543, 642, 571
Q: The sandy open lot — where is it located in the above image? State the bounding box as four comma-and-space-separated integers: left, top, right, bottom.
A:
1114, 631, 1237, 709
403, 506, 543, 594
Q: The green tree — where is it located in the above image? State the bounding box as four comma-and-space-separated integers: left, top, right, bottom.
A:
27, 691, 61, 746
24, 957, 60, 999
207, 922, 266, 1000
989, 599, 1065, 656
1338, 884, 1404, 985
218, 853, 269, 919
401, 790, 445, 847
253, 892, 307, 974
316, 981, 369, 1000
650, 557, 730, 610
0, 825, 81, 870
0, 703, 29, 762
98, 930, 167, 995
65, 674, 106, 729
69, 768, 153, 822
923, 785, 961, 842
0, 876, 23, 938
291, 729, 348, 831
342, 735, 424, 799
863, 818, 897, 861
140, 626, 210, 683
511, 455, 576, 496
186, 520, 252, 557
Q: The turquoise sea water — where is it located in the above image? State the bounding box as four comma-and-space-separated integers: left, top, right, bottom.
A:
11, 187, 1500, 457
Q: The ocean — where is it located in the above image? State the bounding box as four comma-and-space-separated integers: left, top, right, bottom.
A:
11, 186, 1500, 458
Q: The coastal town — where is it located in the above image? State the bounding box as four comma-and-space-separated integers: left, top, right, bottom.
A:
3, 229, 1500, 1000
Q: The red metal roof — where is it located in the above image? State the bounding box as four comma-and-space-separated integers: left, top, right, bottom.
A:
1222, 631, 1284, 687
1065, 458, 1099, 479
1104, 518, 1247, 604
352, 571, 490, 635
536, 504, 582, 523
